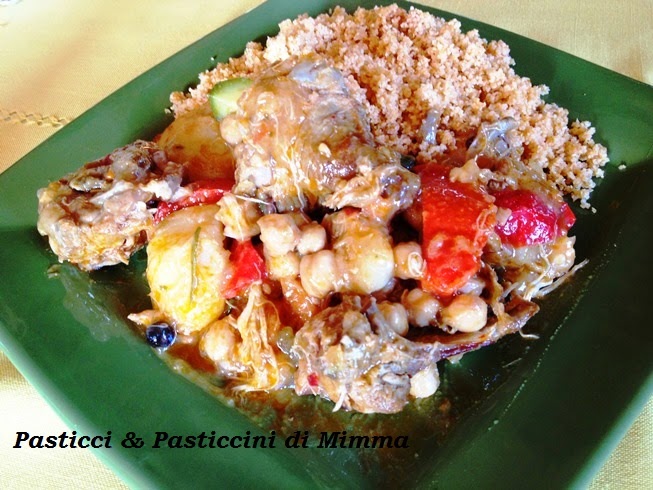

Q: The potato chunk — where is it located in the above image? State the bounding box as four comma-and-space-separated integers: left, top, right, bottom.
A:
146, 205, 229, 333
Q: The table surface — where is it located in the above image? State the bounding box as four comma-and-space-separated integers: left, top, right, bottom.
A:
0, 1, 651, 488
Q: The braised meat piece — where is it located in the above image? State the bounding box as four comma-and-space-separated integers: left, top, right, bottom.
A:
37, 141, 184, 270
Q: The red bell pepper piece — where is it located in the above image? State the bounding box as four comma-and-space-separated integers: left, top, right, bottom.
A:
154, 178, 234, 224
222, 239, 267, 299
417, 164, 496, 297
493, 189, 576, 247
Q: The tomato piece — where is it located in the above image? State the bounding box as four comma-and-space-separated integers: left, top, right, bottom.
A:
557, 202, 576, 235
417, 164, 496, 297
222, 239, 267, 299
154, 178, 234, 224
493, 189, 576, 247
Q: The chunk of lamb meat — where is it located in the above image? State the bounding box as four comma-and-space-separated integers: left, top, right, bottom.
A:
293, 296, 441, 414
220, 57, 418, 221
293, 274, 539, 413
37, 140, 184, 270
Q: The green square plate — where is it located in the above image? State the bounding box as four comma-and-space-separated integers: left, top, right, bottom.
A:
1, 1, 651, 488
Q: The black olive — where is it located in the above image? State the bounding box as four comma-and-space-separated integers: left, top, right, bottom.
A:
400, 154, 417, 171
145, 323, 176, 349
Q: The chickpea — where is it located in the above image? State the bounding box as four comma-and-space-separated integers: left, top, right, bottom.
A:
402, 288, 440, 327
409, 365, 440, 399
343, 240, 394, 294
297, 223, 327, 255
200, 319, 237, 364
337, 233, 393, 294
258, 213, 300, 257
376, 301, 409, 336
267, 252, 300, 280
441, 294, 487, 333
299, 249, 337, 298
393, 241, 424, 279
326, 210, 394, 295
459, 275, 485, 296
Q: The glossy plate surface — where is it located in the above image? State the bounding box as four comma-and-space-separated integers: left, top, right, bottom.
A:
0, 1, 652, 488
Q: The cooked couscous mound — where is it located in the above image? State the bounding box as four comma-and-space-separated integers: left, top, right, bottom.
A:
170, 4, 608, 208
